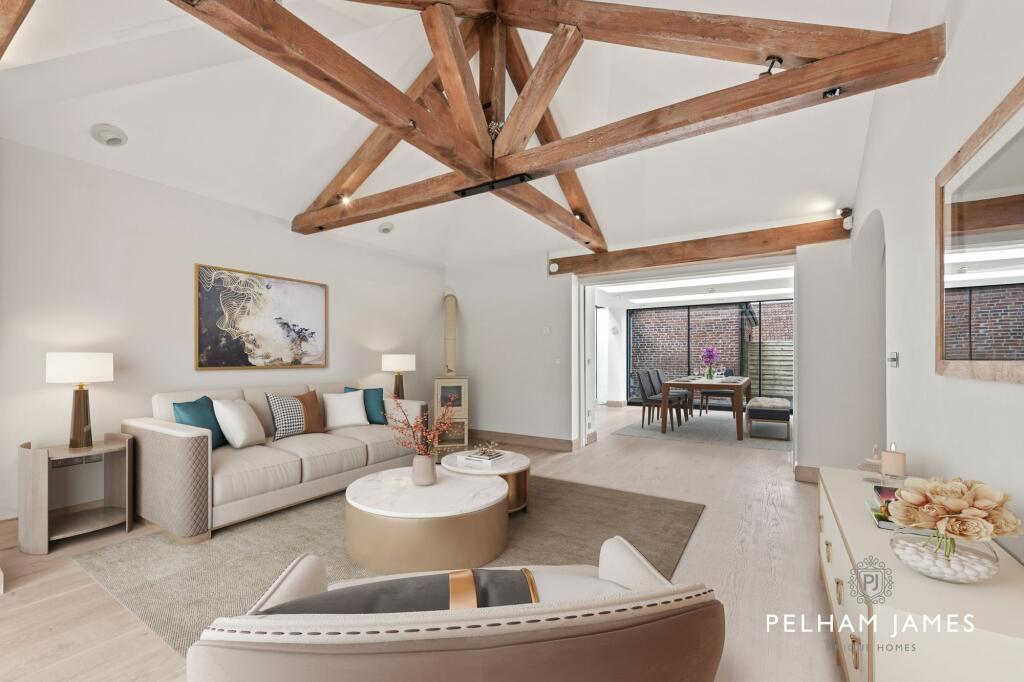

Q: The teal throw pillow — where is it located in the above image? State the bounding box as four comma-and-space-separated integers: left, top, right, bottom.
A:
344, 387, 387, 425
173, 395, 228, 449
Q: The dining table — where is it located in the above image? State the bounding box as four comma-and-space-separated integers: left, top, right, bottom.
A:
659, 376, 753, 440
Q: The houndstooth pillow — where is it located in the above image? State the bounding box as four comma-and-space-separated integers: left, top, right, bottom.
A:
266, 390, 324, 441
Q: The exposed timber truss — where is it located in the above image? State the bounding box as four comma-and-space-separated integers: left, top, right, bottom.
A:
160, 2, 943, 257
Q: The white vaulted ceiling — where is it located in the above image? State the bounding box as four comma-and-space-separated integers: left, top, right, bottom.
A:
0, 0, 897, 264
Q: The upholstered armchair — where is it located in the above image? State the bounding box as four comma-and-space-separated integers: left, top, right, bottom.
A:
187, 537, 725, 682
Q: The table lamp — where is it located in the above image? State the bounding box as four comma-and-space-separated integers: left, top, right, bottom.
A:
46, 352, 113, 448
381, 354, 415, 399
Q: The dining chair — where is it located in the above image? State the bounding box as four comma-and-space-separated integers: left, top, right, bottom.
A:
699, 368, 739, 416
637, 371, 683, 430
654, 369, 691, 420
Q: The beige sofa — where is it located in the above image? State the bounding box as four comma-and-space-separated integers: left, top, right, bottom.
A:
122, 382, 425, 539
187, 537, 725, 681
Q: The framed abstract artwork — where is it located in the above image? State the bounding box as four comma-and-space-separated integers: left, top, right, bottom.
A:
195, 264, 327, 370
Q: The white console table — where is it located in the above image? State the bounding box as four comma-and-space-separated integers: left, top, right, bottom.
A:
818, 467, 1024, 681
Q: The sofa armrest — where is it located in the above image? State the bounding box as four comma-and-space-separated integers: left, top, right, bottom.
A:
248, 554, 327, 614
122, 417, 211, 538
385, 398, 428, 424
598, 536, 673, 590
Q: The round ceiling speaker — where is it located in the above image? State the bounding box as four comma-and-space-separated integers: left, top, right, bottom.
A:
378, 222, 394, 234
90, 123, 127, 147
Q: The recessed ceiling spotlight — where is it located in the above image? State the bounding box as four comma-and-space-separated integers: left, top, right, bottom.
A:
378, 222, 394, 234
90, 123, 127, 147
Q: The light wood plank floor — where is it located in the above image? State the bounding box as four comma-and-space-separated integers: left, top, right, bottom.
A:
0, 405, 838, 681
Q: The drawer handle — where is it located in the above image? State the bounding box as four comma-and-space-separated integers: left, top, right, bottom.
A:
824, 540, 832, 563
834, 578, 844, 605
818, 514, 823, 533
850, 635, 861, 670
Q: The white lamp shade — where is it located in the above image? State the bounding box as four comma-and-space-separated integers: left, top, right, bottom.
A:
46, 352, 114, 384
381, 354, 416, 372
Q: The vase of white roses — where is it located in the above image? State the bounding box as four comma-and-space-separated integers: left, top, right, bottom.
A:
887, 477, 1021, 584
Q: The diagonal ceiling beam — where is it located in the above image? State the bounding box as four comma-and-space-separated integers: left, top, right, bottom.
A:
168, 0, 491, 181
494, 184, 606, 251
294, 172, 467, 234
549, 218, 847, 276
350, 0, 899, 67
504, 27, 605, 247
0, 0, 34, 60
478, 14, 506, 127
493, 23, 581, 157
496, 26, 945, 180
305, 18, 480, 213
421, 2, 492, 155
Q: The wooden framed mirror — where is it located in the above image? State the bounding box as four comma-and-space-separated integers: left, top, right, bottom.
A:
936, 77, 1024, 383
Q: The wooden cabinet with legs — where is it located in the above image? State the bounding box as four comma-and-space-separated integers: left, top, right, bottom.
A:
18, 434, 133, 555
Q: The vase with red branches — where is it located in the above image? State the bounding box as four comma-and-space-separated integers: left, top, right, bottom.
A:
388, 395, 456, 486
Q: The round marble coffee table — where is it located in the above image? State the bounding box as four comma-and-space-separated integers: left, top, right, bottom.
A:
344, 466, 508, 573
441, 451, 531, 512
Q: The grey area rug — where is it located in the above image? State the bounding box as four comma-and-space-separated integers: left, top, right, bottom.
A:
74, 476, 703, 656
614, 410, 793, 451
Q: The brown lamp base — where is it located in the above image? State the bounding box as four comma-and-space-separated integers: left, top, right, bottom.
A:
70, 386, 93, 449
393, 373, 405, 400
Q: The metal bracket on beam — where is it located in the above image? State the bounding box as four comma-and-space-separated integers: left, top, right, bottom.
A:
454, 173, 533, 197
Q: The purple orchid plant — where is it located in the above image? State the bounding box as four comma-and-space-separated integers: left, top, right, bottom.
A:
701, 346, 720, 379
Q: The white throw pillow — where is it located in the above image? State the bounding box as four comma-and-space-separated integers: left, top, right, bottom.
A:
324, 391, 369, 429
212, 399, 266, 448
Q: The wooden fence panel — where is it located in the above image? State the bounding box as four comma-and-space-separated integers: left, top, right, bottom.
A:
745, 341, 794, 398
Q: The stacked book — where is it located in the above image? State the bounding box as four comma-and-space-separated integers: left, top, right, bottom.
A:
457, 449, 506, 468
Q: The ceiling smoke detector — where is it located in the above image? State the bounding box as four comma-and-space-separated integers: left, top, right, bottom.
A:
90, 123, 127, 147
378, 222, 394, 234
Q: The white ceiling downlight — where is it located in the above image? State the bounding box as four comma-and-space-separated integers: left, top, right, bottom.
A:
378, 222, 394, 234
90, 123, 127, 147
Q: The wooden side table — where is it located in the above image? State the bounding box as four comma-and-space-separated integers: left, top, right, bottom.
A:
18, 434, 133, 555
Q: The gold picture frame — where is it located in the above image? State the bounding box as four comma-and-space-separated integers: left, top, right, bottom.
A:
195, 263, 328, 370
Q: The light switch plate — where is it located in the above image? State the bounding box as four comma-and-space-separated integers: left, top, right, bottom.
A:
887, 351, 899, 368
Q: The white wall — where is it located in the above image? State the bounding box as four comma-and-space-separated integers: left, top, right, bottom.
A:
595, 308, 609, 404
854, 0, 1024, 499
444, 253, 575, 441
794, 232, 887, 470
0, 139, 444, 515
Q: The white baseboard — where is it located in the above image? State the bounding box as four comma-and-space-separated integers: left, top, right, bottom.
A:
469, 429, 574, 452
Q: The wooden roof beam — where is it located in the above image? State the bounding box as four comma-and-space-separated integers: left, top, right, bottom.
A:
1, 0, 34, 60
493, 23, 582, 157
168, 0, 491, 182
495, 184, 606, 251
496, 26, 945, 180
422, 2, 493, 155
305, 18, 481, 213
504, 27, 606, 250
549, 218, 848, 277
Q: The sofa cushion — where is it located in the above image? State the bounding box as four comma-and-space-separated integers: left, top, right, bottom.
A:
345, 387, 387, 425
267, 390, 325, 440
212, 399, 266, 449
268, 433, 368, 482
242, 385, 310, 436
172, 395, 227, 449
212, 445, 302, 506
328, 424, 407, 465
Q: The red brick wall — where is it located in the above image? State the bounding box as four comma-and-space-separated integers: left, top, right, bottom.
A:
628, 300, 794, 399
944, 284, 1024, 360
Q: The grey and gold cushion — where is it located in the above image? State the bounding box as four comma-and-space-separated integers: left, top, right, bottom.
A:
267, 390, 325, 441
257, 569, 536, 615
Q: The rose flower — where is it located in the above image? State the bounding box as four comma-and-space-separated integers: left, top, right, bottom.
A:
987, 507, 1023, 538
970, 484, 1006, 511
936, 514, 994, 542
888, 500, 939, 529
926, 478, 973, 513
